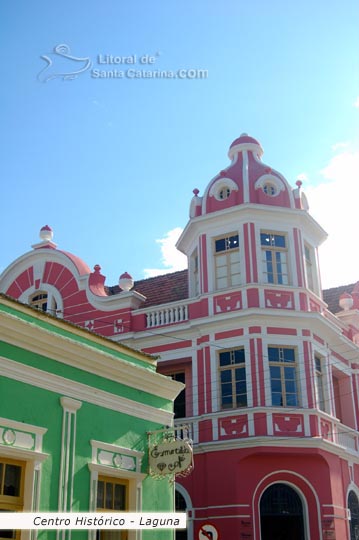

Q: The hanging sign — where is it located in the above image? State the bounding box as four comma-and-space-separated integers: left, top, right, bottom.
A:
149, 438, 193, 477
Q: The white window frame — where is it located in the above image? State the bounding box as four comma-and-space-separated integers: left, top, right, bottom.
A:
268, 346, 299, 407
213, 233, 241, 290
19, 285, 63, 318
260, 231, 289, 285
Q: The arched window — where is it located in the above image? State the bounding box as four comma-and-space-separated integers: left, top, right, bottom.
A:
263, 182, 278, 196
29, 291, 58, 316
29, 292, 48, 312
219, 187, 231, 200
348, 490, 359, 540
260, 483, 305, 540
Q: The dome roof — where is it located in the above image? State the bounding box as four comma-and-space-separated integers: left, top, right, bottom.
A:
194, 134, 300, 216
229, 133, 261, 148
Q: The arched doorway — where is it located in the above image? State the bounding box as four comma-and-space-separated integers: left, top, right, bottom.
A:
348, 490, 359, 540
175, 489, 188, 540
260, 483, 305, 540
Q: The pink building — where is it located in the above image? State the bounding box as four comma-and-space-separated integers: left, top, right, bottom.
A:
2, 134, 359, 540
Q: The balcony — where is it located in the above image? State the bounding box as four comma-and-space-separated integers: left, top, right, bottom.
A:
174, 410, 359, 458
145, 303, 189, 328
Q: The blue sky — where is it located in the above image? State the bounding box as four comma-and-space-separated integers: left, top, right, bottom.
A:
0, 0, 358, 289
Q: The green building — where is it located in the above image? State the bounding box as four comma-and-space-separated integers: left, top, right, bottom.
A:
0, 295, 184, 540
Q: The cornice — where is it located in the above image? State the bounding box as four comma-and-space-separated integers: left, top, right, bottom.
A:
0, 357, 174, 426
0, 304, 183, 402
177, 203, 327, 253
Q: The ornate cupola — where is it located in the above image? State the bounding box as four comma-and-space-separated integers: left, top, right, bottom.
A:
179, 134, 327, 300
190, 133, 304, 218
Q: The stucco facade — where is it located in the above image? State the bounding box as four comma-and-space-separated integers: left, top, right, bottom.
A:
1, 134, 359, 540
0, 295, 183, 540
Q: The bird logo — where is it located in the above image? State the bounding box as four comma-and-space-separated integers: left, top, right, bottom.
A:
38, 44, 92, 82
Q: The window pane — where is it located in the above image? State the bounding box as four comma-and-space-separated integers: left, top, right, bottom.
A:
215, 238, 226, 252
4, 465, 21, 497
274, 235, 286, 248
235, 366, 246, 379
283, 349, 295, 362
216, 266, 227, 278
286, 394, 298, 406
97, 480, 104, 508
271, 379, 282, 393
227, 235, 239, 249
222, 382, 233, 396
229, 251, 240, 263
231, 262, 241, 274
219, 351, 231, 366
105, 482, 113, 509
272, 392, 283, 406
217, 277, 228, 289
215, 254, 227, 266
114, 484, 126, 511
261, 233, 271, 246
236, 380, 247, 392
285, 380, 296, 393
221, 370, 232, 383
215, 235, 239, 253
284, 367, 296, 379
221, 391, 233, 408
234, 349, 245, 364
237, 393, 247, 407
220, 349, 246, 410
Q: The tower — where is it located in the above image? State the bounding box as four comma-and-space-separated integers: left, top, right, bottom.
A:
1, 135, 359, 539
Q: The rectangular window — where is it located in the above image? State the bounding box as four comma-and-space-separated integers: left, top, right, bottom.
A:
0, 459, 25, 540
219, 348, 247, 409
191, 249, 199, 296
214, 234, 240, 289
171, 372, 186, 418
268, 347, 298, 407
315, 355, 326, 411
304, 244, 314, 291
97, 477, 129, 540
261, 232, 288, 285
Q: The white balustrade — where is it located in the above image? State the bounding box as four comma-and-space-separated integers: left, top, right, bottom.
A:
146, 304, 188, 328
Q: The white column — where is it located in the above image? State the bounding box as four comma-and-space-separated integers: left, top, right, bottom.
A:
58, 397, 82, 540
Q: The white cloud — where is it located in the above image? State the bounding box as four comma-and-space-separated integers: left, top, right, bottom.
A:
354, 96, 359, 108
305, 149, 359, 288
143, 227, 187, 278
331, 141, 349, 151
143, 152, 359, 289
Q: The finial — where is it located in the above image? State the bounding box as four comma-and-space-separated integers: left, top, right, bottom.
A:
339, 293, 354, 311
119, 272, 134, 292
193, 188, 199, 196
39, 225, 53, 242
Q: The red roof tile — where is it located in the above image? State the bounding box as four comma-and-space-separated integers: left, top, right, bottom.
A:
108, 270, 357, 316
323, 283, 356, 314
108, 270, 188, 307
